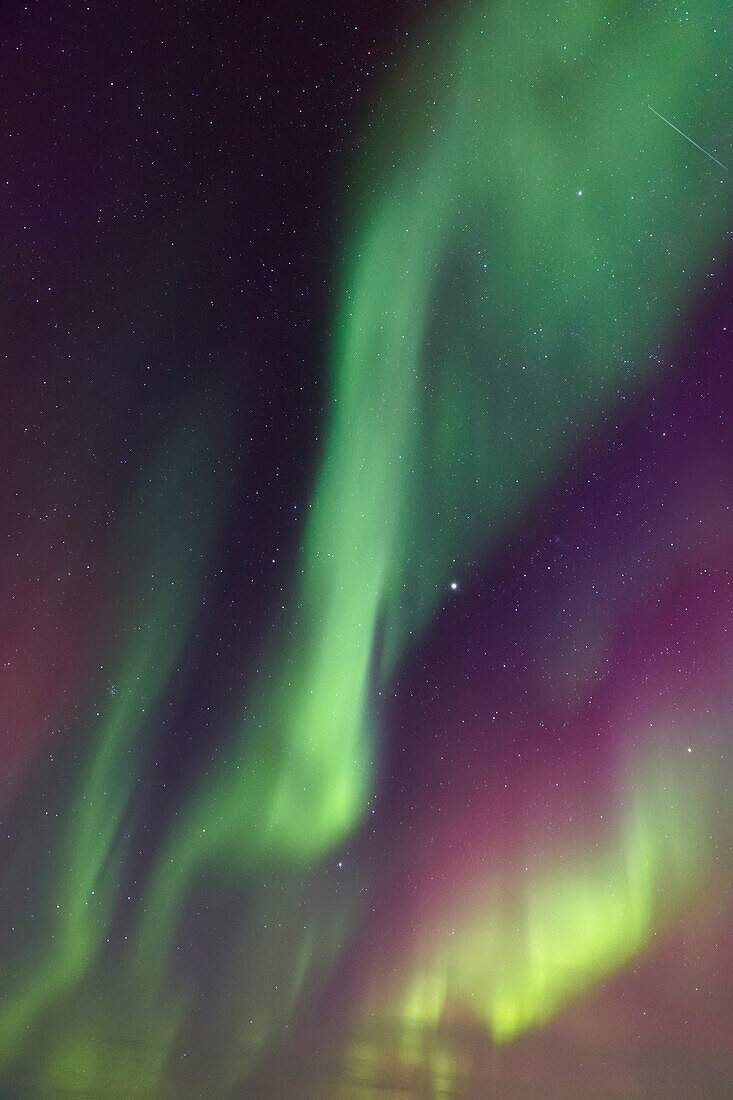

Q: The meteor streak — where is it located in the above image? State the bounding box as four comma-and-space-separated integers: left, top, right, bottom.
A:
648, 104, 728, 171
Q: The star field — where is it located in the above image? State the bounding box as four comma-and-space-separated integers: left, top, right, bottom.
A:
0, 2, 730, 1096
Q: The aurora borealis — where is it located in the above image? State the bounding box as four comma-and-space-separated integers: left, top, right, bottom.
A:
1, 1, 730, 1096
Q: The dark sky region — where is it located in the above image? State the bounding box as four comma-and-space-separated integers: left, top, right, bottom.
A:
0, 2, 730, 1097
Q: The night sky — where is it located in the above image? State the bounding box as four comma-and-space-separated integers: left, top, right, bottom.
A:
1, 2, 731, 1097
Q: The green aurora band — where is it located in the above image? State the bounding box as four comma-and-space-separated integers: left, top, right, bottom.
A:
134, 0, 729, 978
0, 399, 231, 1070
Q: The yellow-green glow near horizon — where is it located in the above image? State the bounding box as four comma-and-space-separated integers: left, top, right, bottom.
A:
337, 731, 728, 1100
393, 739, 726, 1046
